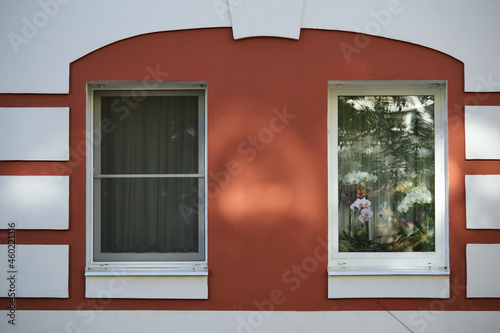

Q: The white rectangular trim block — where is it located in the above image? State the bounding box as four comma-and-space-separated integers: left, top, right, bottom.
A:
465, 175, 500, 229
465, 106, 500, 159
467, 244, 500, 298
230, 0, 304, 39
0, 176, 69, 230
85, 275, 208, 299
0, 245, 68, 298
328, 274, 450, 298
0, 107, 69, 160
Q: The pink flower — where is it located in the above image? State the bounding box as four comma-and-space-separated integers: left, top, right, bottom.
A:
358, 207, 374, 223
403, 219, 411, 228
350, 197, 371, 211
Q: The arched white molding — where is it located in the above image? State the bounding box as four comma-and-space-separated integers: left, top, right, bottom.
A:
301, 0, 500, 93
0, 0, 499, 93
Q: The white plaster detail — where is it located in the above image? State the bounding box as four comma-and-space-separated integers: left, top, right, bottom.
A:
2, 310, 500, 332
230, 0, 304, 39
85, 275, 208, 299
467, 244, 500, 298
465, 175, 500, 229
328, 274, 450, 298
0, 1, 499, 93
465, 106, 500, 160
0, 107, 69, 160
302, 0, 500, 92
0, 245, 68, 298
0, 176, 69, 230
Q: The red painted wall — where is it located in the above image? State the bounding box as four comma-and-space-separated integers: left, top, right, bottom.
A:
1, 28, 500, 312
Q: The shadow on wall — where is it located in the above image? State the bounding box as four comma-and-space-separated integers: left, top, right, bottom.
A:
208, 97, 324, 227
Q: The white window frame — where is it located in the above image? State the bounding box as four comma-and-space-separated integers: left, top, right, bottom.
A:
327, 81, 450, 298
85, 82, 208, 299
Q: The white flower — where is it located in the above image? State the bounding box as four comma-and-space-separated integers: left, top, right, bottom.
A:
342, 171, 377, 186
396, 180, 413, 193
398, 186, 432, 213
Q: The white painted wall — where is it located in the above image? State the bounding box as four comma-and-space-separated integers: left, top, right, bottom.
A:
0, 107, 69, 160
0, 0, 499, 93
1, 310, 500, 333
0, 245, 68, 298
467, 244, 500, 298
0, 176, 69, 230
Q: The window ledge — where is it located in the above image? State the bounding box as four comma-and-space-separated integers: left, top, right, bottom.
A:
85, 266, 208, 277
85, 266, 208, 299
328, 267, 450, 276
328, 267, 450, 299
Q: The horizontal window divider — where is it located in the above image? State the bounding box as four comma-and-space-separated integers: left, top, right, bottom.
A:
328, 267, 450, 276
94, 174, 204, 179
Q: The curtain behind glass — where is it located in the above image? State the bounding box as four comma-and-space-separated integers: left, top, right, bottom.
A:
338, 95, 435, 252
99, 96, 199, 255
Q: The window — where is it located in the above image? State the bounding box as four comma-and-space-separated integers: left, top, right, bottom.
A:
88, 82, 206, 267
327, 82, 449, 298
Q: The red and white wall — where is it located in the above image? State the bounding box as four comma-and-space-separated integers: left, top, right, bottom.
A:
1, 1, 500, 332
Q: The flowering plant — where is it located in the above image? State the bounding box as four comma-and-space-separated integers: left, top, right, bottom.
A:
397, 185, 432, 213
339, 171, 435, 252
337, 94, 436, 253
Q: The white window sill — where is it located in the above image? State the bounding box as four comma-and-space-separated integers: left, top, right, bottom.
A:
85, 266, 208, 276
85, 266, 208, 299
328, 267, 450, 276
328, 267, 450, 299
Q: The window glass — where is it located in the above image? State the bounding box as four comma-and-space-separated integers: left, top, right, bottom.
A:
100, 177, 199, 255
338, 95, 435, 253
100, 95, 199, 174
93, 89, 205, 262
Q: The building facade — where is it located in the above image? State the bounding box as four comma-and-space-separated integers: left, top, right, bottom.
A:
1, 1, 500, 332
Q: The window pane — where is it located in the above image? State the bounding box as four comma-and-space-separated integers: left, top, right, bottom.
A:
100, 177, 200, 255
338, 95, 435, 252
100, 95, 199, 174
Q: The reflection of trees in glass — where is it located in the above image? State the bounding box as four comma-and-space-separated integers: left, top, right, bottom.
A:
338, 95, 435, 252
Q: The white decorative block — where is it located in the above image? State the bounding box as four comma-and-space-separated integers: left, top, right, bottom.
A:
230, 0, 305, 39
467, 244, 500, 298
0, 107, 69, 160
465, 175, 500, 229
465, 106, 500, 159
0, 245, 69, 298
0, 176, 69, 230
329, 274, 449, 298
85, 275, 208, 299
